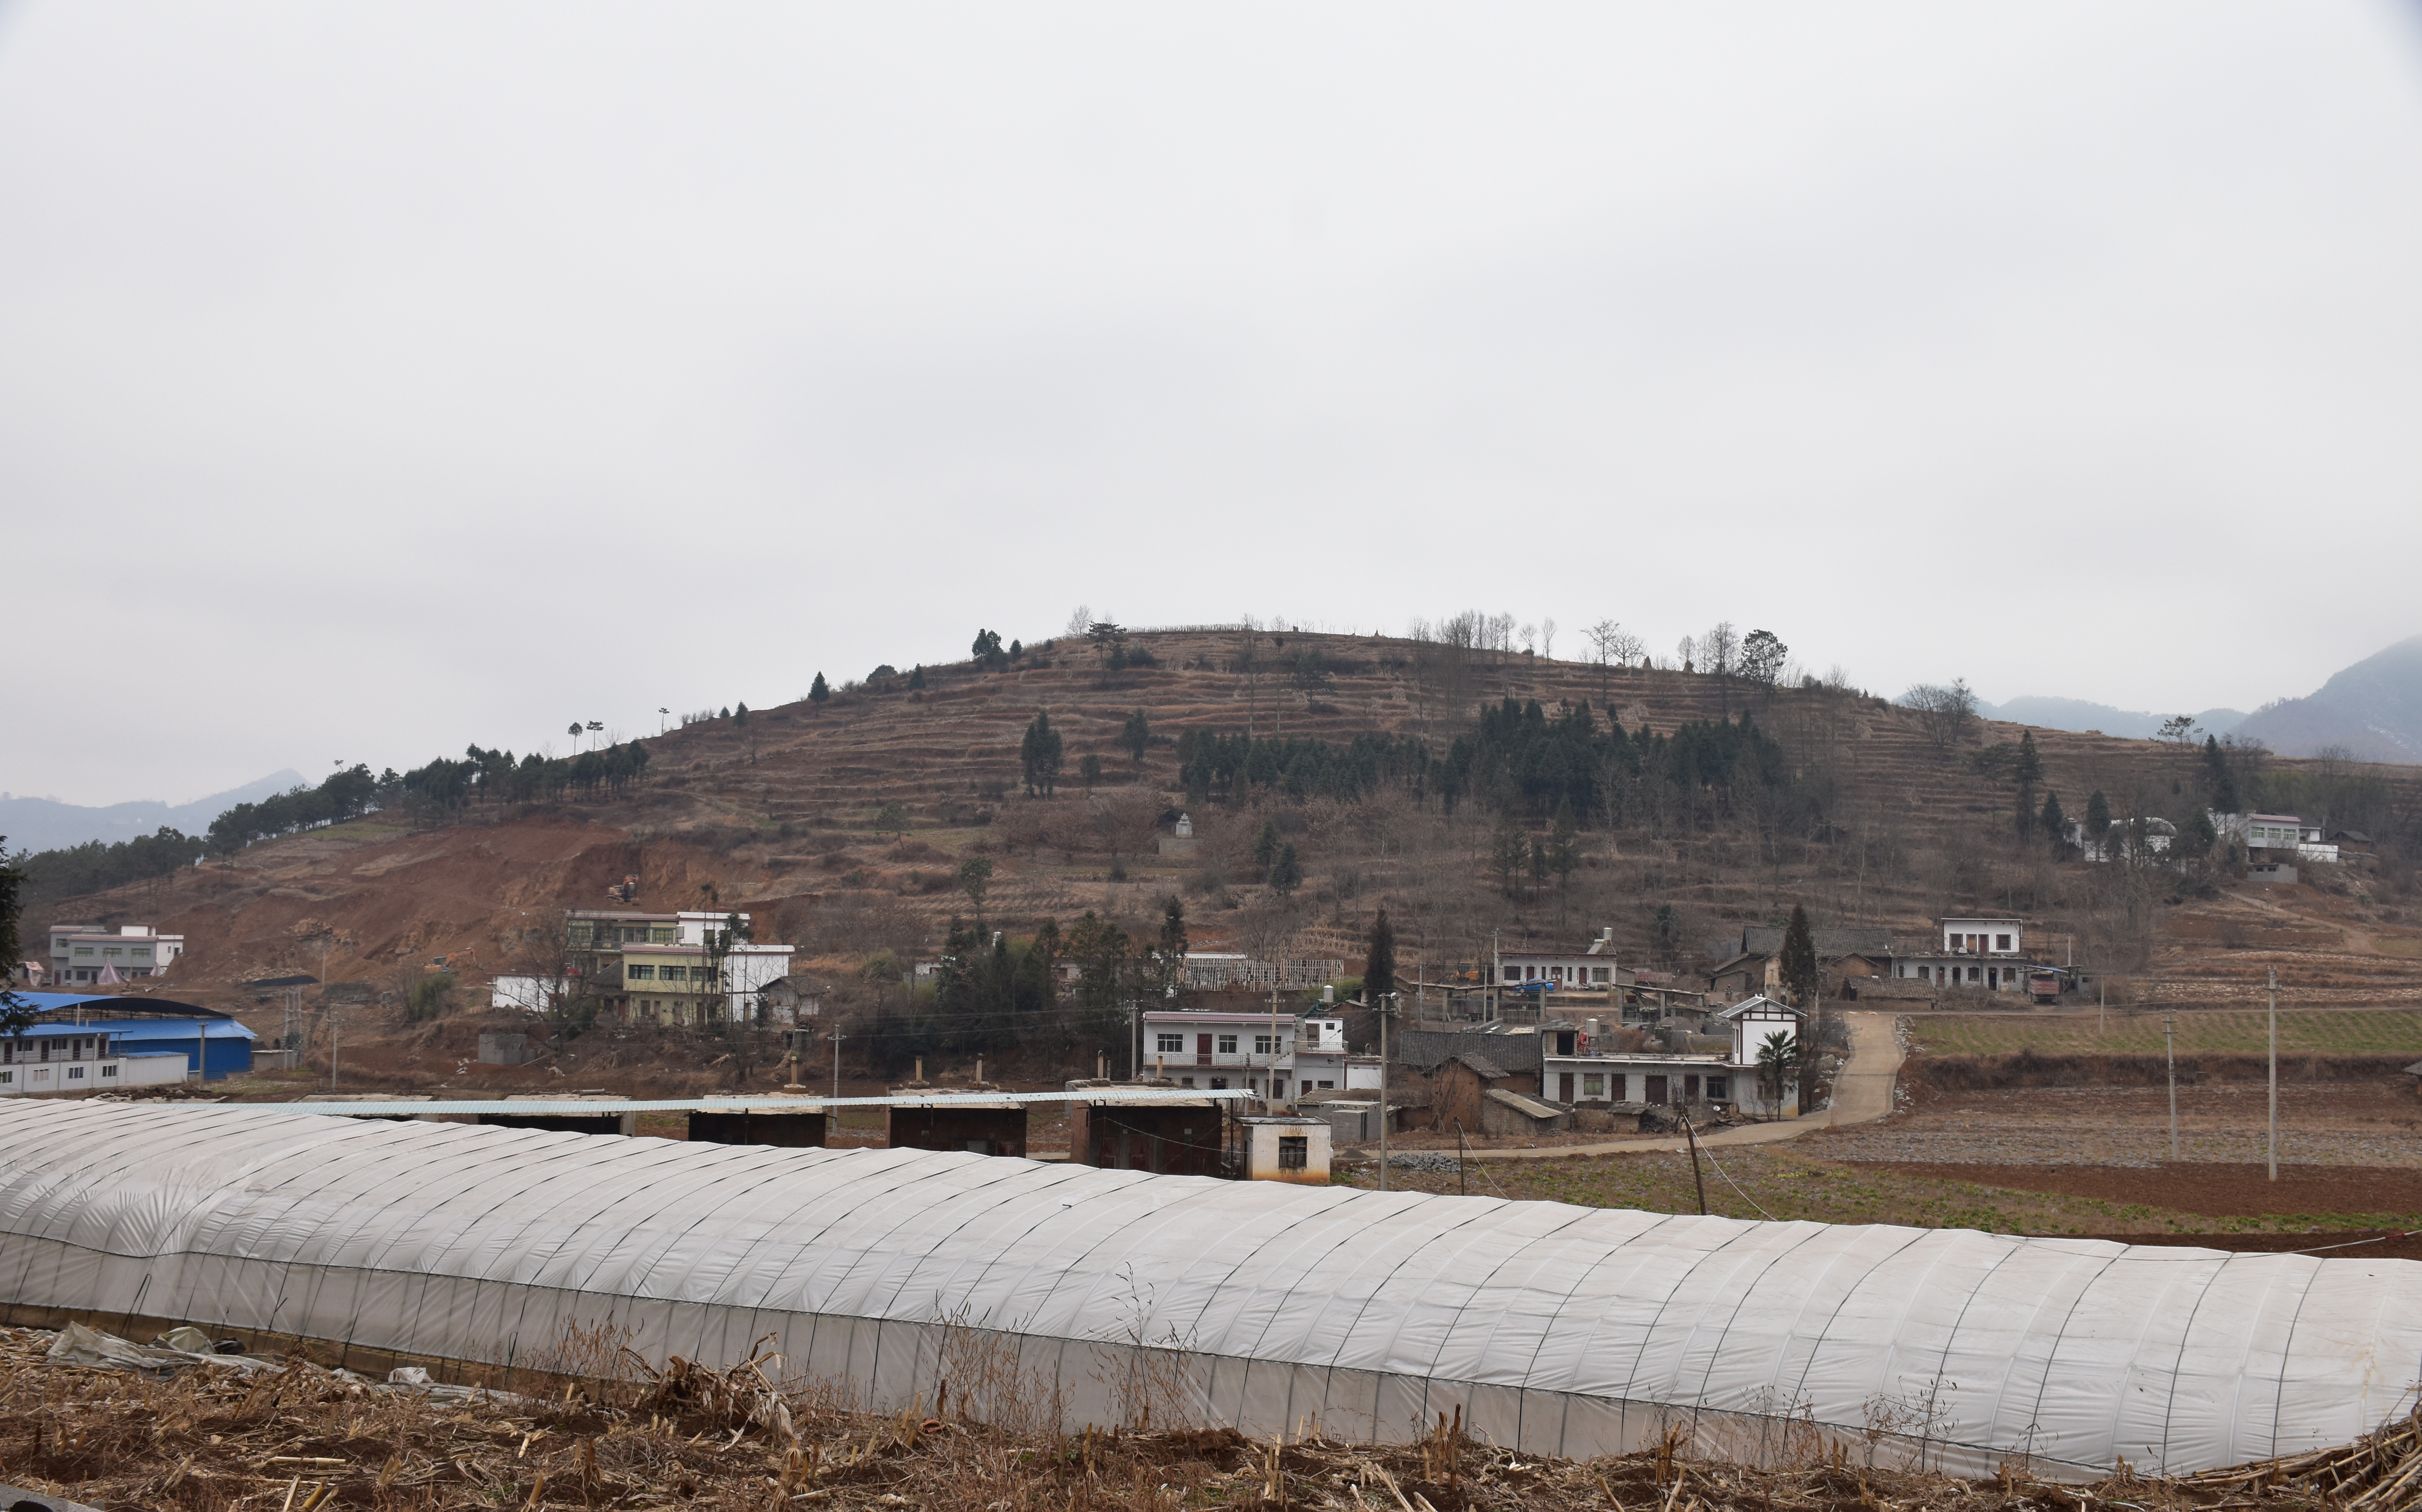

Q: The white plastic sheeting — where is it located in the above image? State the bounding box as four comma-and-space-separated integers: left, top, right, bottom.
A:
2, 1101, 2416, 1480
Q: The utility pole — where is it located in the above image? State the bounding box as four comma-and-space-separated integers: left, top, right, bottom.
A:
830, 1031, 844, 1101
1378, 991, 1397, 1192
330, 1011, 341, 1093
1681, 1113, 1709, 1215
2163, 1012, 2178, 1162
1269, 979, 1282, 1108
2267, 967, 2278, 1182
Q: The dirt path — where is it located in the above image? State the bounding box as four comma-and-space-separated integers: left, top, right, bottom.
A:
1454, 1010, 1906, 1162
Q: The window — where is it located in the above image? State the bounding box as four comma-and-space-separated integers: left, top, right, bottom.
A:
626, 964, 656, 980
1278, 1136, 1309, 1171
101, 1064, 117, 1078
1503, 966, 1519, 982
1216, 1034, 1238, 1053
650, 926, 675, 943
1209, 1077, 1227, 1090
73, 947, 92, 957
1996, 934, 2013, 951
132, 947, 151, 958
1581, 1074, 1604, 1099
1967, 966, 1981, 982
0, 1070, 8, 1084
1591, 967, 1610, 982
1179, 1076, 1196, 1087
1707, 1076, 1729, 1100
103, 947, 123, 958
1157, 1033, 1184, 1053
67, 1066, 84, 1080
1255, 1034, 1278, 1054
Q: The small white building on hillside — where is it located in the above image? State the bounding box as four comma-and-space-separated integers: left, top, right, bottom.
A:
47, 924, 184, 984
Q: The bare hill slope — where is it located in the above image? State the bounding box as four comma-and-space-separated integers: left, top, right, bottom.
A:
45, 629, 2422, 1060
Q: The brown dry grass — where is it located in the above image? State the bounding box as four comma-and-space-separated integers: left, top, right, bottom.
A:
4, 1323, 2407, 1512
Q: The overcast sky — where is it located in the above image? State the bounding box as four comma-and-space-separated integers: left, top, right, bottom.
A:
6, 3, 2421, 807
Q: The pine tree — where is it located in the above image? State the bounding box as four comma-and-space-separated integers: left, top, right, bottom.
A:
1365, 907, 1397, 1003
1254, 819, 1280, 876
2203, 733, 2240, 813
809, 672, 829, 705
1119, 708, 1151, 764
734, 702, 749, 727
1778, 903, 1819, 1008
1269, 843, 1303, 897
2040, 790, 2067, 843
2085, 790, 2112, 842
1020, 710, 1064, 797
908, 665, 926, 690
0, 838, 29, 1034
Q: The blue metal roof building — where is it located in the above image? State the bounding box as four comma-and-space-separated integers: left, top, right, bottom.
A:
7, 994, 257, 1081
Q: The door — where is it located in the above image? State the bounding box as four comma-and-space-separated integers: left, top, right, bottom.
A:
1558, 1072, 1575, 1103
1683, 1074, 1700, 1101
1197, 1033, 1213, 1066
1645, 1075, 1669, 1105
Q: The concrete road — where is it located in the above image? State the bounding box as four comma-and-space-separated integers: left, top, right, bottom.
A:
1449, 1009, 1905, 1163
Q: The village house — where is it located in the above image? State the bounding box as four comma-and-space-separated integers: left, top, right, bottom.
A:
46, 924, 185, 985
1141, 1007, 1301, 1101
1886, 915, 2040, 991
492, 909, 794, 1024
753, 974, 826, 1024
1534, 997, 1804, 1118
1493, 927, 1624, 992
1704, 924, 1894, 1003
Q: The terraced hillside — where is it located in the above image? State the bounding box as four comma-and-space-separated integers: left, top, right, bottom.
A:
39, 628, 2422, 1058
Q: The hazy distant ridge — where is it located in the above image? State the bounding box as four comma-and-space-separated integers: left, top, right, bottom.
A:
0, 770, 308, 853
2231, 635, 2422, 764
1979, 696, 2245, 742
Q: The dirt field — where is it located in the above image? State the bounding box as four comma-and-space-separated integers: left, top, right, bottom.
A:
1873, 1161, 2422, 1219
1909, 1009, 2422, 1058
1812, 1079, 2422, 1169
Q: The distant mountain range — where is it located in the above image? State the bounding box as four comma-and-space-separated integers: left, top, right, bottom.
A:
0, 770, 307, 854
2231, 635, 2422, 764
1986, 632, 2422, 764
1978, 696, 2247, 742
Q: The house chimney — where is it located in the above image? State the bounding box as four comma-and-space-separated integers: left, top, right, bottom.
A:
914, 1056, 923, 1084
975, 1055, 983, 1085
1097, 1053, 1107, 1079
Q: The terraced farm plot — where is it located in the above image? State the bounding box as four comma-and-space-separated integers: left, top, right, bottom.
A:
1908, 1008, 2422, 1058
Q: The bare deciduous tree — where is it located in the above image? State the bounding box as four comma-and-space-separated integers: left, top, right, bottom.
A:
1901, 680, 1980, 756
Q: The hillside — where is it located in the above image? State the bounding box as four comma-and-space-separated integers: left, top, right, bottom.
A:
2234, 633, 2422, 763
38, 628, 2422, 1083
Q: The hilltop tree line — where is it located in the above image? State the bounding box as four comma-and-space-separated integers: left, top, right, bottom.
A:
1157, 699, 1797, 833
